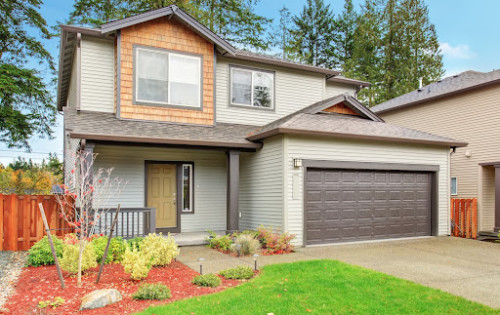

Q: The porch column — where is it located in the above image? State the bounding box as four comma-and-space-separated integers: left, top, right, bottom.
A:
226, 150, 240, 233
495, 165, 500, 232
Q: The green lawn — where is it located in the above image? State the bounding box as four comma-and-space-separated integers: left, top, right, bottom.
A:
139, 260, 499, 315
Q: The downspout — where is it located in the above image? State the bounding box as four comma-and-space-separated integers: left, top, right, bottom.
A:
448, 146, 456, 235
76, 33, 82, 112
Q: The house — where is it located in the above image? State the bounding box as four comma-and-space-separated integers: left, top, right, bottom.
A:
57, 6, 466, 246
372, 70, 500, 234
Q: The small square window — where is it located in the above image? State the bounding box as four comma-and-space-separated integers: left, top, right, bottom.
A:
230, 67, 274, 109
451, 177, 458, 195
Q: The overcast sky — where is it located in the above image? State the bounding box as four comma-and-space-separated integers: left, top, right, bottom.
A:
1, 0, 499, 165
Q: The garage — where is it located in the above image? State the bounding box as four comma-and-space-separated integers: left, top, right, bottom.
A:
305, 168, 433, 245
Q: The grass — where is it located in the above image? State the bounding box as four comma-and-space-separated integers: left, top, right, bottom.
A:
138, 260, 499, 315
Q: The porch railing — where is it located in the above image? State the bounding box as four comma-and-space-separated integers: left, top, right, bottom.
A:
95, 207, 156, 239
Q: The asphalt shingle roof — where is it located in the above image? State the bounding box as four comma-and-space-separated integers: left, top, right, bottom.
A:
372, 70, 500, 114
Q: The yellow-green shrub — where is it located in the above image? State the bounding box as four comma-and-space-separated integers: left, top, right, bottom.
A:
121, 247, 152, 280
140, 233, 179, 266
60, 242, 98, 274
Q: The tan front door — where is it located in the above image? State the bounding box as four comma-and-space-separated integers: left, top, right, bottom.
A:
147, 164, 177, 228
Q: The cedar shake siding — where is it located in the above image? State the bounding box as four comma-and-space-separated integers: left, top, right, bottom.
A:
119, 18, 214, 125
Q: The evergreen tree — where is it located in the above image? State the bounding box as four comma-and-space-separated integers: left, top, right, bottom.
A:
290, 0, 339, 68
268, 6, 294, 59
0, 0, 56, 149
337, 0, 357, 69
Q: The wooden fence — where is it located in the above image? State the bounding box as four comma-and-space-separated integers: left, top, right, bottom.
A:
0, 194, 73, 251
451, 198, 477, 239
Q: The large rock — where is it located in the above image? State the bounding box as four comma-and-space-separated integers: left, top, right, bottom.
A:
80, 289, 122, 310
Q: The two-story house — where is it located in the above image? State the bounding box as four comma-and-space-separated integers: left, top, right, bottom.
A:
58, 6, 466, 246
372, 70, 500, 235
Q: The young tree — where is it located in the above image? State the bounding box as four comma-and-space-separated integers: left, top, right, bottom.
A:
290, 0, 339, 68
337, 0, 358, 69
56, 150, 125, 287
0, 0, 56, 149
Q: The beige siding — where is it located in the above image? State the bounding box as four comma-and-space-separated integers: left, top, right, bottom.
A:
215, 57, 325, 126
81, 36, 115, 113
93, 145, 227, 232
285, 135, 450, 245
66, 52, 78, 108
380, 85, 500, 230
324, 82, 357, 98
239, 135, 284, 230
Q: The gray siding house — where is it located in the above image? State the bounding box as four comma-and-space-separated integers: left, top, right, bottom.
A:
58, 6, 465, 246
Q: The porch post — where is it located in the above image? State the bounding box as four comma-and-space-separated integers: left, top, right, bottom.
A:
495, 165, 500, 232
226, 150, 240, 234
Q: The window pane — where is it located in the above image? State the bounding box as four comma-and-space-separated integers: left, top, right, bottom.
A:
451, 177, 457, 195
231, 69, 252, 105
169, 54, 201, 106
137, 78, 168, 103
136, 49, 168, 103
182, 165, 192, 212
253, 71, 273, 108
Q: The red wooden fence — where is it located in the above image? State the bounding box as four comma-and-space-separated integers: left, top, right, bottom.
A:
0, 194, 73, 251
450, 198, 477, 239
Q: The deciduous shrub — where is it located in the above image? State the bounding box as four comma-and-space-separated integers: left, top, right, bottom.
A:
257, 226, 296, 254
60, 241, 98, 274
128, 236, 144, 251
206, 230, 233, 251
192, 274, 221, 287
219, 265, 254, 280
92, 236, 127, 263
121, 247, 153, 280
132, 283, 171, 300
27, 235, 64, 267
230, 234, 260, 256
140, 233, 179, 266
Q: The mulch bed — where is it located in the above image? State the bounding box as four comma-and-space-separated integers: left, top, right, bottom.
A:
211, 248, 294, 257
1, 261, 240, 314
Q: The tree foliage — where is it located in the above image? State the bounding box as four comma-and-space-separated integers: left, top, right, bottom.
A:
0, 0, 56, 148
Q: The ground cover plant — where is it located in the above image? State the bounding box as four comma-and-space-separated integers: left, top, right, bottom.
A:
192, 274, 222, 288
140, 260, 499, 315
132, 283, 171, 300
219, 265, 254, 280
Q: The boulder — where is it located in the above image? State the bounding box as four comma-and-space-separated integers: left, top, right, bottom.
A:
80, 289, 122, 310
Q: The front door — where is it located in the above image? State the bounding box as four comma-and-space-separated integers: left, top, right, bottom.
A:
147, 164, 178, 231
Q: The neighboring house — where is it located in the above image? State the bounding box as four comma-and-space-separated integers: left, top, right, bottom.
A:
372, 70, 500, 234
57, 6, 465, 246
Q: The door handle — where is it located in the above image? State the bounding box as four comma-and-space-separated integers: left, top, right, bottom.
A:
173, 198, 176, 206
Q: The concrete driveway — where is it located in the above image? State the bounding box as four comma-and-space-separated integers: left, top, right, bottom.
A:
178, 236, 500, 309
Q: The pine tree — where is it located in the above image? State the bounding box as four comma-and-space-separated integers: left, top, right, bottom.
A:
290, 0, 339, 68
338, 0, 358, 69
268, 6, 294, 59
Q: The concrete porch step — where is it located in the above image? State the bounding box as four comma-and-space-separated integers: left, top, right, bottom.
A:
171, 231, 225, 247
478, 230, 499, 241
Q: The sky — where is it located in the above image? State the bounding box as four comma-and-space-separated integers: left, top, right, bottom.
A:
1, 0, 500, 165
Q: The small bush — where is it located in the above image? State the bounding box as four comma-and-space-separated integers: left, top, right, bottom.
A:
92, 236, 127, 263
132, 283, 171, 300
38, 296, 65, 309
257, 226, 296, 254
206, 230, 233, 251
238, 229, 259, 239
192, 274, 221, 287
230, 234, 260, 256
27, 235, 64, 267
121, 247, 152, 280
219, 265, 254, 280
140, 233, 179, 267
128, 236, 144, 251
60, 241, 98, 274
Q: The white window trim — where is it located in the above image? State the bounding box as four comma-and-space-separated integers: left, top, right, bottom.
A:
451, 177, 458, 196
181, 164, 194, 213
134, 47, 202, 108
230, 66, 275, 109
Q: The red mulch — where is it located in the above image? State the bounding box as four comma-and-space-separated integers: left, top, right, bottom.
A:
212, 248, 293, 256
1, 261, 240, 315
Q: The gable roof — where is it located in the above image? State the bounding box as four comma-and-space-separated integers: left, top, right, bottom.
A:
248, 94, 467, 147
372, 70, 500, 114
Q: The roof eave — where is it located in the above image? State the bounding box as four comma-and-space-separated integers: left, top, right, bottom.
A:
327, 76, 370, 87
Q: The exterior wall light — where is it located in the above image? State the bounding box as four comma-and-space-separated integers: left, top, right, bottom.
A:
293, 158, 303, 168
198, 257, 205, 275
253, 253, 259, 271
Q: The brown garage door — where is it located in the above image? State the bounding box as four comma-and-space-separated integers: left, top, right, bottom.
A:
305, 168, 432, 245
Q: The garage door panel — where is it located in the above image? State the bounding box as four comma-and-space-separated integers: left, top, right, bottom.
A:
305, 168, 432, 245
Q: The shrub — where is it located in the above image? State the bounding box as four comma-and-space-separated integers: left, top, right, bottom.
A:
257, 226, 296, 254
27, 235, 64, 267
92, 236, 127, 263
238, 229, 259, 239
206, 230, 233, 251
140, 233, 179, 267
128, 236, 144, 251
132, 283, 171, 300
121, 247, 152, 280
219, 265, 254, 280
192, 274, 221, 287
230, 234, 260, 256
60, 241, 98, 274
38, 297, 65, 309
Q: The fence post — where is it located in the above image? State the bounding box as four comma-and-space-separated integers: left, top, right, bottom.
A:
466, 200, 471, 239
454, 199, 459, 237
472, 198, 478, 239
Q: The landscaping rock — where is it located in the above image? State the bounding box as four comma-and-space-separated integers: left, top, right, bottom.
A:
80, 289, 122, 310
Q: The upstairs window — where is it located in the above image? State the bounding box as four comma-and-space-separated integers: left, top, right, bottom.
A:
135, 46, 201, 108
230, 67, 274, 109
